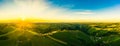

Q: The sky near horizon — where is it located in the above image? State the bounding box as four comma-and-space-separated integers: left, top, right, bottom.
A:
0, 0, 120, 22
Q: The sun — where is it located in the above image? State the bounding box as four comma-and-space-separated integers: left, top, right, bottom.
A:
21, 16, 26, 21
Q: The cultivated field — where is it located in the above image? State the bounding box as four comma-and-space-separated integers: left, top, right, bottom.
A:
0, 23, 120, 46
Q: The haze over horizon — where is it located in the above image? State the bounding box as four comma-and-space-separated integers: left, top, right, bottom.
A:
0, 0, 120, 22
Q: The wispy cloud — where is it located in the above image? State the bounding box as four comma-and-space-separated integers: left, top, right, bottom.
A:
0, 0, 120, 22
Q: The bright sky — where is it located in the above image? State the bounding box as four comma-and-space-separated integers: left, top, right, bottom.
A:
0, 0, 120, 22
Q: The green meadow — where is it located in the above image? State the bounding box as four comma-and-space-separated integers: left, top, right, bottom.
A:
0, 23, 120, 46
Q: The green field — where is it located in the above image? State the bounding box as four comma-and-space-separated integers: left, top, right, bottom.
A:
0, 23, 120, 46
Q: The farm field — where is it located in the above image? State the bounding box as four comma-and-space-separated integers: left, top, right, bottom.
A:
0, 23, 120, 46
